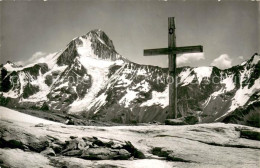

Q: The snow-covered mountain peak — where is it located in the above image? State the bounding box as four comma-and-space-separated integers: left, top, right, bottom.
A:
241, 53, 260, 67
86, 29, 115, 50
73, 29, 115, 50
249, 53, 260, 65
57, 29, 128, 66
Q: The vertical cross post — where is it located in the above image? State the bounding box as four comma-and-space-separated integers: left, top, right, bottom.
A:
143, 17, 203, 120
168, 17, 177, 119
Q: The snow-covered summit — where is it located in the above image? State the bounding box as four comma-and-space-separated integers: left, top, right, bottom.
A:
74, 29, 128, 62
248, 53, 260, 65
86, 29, 116, 50
240, 53, 260, 66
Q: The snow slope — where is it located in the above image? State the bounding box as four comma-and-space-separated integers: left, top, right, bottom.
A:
0, 106, 61, 125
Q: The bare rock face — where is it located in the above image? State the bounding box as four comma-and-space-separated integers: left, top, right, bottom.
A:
0, 120, 143, 164
0, 108, 260, 168
41, 147, 56, 156
0, 123, 49, 152
151, 147, 191, 162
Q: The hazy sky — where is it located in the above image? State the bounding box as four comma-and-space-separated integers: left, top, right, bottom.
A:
0, 1, 259, 68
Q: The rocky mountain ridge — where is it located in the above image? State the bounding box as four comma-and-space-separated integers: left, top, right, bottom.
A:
0, 29, 259, 127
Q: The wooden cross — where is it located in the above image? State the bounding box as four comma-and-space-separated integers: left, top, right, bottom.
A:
143, 17, 203, 119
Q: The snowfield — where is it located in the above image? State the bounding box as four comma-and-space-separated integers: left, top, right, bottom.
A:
0, 106, 260, 168
0, 106, 62, 125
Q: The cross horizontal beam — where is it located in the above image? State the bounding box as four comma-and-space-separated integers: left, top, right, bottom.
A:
144, 45, 203, 56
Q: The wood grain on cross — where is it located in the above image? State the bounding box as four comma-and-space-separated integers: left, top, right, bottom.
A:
144, 17, 203, 119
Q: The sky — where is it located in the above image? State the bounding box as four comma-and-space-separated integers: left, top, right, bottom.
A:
0, 0, 259, 68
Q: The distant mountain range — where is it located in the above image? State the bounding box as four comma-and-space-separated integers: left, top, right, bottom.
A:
1, 29, 259, 127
